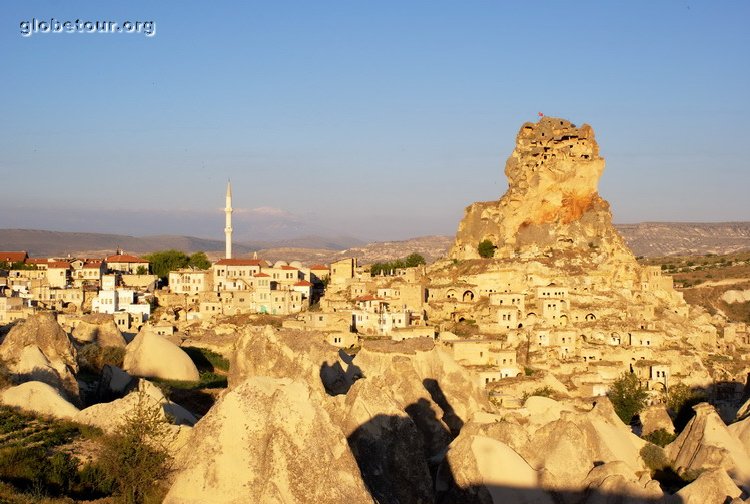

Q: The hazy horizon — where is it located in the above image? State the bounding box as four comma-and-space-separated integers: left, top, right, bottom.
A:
2, 1, 748, 242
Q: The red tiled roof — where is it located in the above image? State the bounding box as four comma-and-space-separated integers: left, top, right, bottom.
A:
25, 258, 49, 265
310, 264, 328, 270
215, 259, 265, 266
0, 251, 28, 263
47, 261, 71, 269
106, 254, 146, 263
280, 265, 298, 270
294, 280, 313, 287
83, 262, 103, 269
254, 273, 270, 278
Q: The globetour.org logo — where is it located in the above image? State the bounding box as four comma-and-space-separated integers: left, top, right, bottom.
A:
20, 18, 156, 37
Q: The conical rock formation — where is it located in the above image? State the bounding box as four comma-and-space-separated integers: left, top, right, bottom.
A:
164, 376, 373, 504
0, 312, 79, 401
450, 117, 632, 262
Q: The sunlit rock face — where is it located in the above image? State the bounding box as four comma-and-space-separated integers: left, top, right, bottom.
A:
450, 117, 632, 261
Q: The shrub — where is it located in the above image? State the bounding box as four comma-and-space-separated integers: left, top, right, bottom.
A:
182, 347, 229, 372
521, 386, 556, 403
477, 239, 496, 258
78, 344, 126, 375
608, 372, 648, 424
95, 391, 173, 504
370, 253, 425, 276
643, 428, 676, 447
640, 443, 670, 472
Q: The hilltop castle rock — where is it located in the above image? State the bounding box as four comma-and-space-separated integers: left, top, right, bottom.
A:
450, 117, 632, 261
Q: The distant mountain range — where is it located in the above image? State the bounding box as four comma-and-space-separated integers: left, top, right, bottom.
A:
1, 223, 749, 262
0, 229, 364, 259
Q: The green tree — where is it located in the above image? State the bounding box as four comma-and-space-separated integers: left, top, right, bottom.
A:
188, 251, 211, 270
96, 392, 173, 504
477, 239, 496, 258
135, 265, 148, 275
608, 372, 648, 424
369, 253, 425, 276
404, 252, 426, 268
144, 249, 189, 280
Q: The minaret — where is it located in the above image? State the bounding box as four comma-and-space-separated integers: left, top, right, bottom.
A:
224, 181, 233, 259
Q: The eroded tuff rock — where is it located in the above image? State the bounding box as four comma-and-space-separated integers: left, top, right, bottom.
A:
74, 378, 196, 433
164, 377, 373, 504
674, 468, 743, 504
227, 328, 490, 504
0, 381, 79, 419
439, 397, 657, 503
666, 402, 750, 490
728, 415, 750, 459
441, 431, 555, 504
340, 339, 488, 504
581, 461, 662, 504
0, 312, 79, 401
640, 404, 675, 437
228, 326, 358, 396
70, 314, 127, 348
450, 117, 632, 261
123, 329, 199, 382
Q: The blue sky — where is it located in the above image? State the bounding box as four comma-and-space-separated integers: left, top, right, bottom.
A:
1, 1, 748, 242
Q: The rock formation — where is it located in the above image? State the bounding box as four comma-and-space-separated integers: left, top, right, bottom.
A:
450, 117, 632, 262
164, 377, 373, 504
123, 329, 199, 382
728, 414, 750, 459
640, 405, 675, 436
228, 326, 357, 396
0, 381, 79, 419
666, 402, 750, 490
75, 378, 196, 433
0, 312, 79, 401
674, 468, 743, 504
71, 313, 127, 348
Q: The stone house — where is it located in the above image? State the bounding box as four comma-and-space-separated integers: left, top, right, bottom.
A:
169, 269, 214, 294
330, 258, 357, 285
106, 254, 149, 274
46, 262, 71, 288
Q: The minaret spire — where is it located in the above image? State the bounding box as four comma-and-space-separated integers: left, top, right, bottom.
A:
225, 180, 233, 259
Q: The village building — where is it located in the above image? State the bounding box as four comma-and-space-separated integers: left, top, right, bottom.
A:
106, 252, 150, 275
169, 269, 214, 294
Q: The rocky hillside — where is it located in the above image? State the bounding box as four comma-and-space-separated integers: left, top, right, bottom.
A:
616, 222, 750, 257
640, 251, 750, 323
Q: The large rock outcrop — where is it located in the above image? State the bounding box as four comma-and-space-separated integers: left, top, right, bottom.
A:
0, 381, 80, 419
228, 326, 357, 396
71, 314, 127, 348
442, 432, 554, 504
75, 378, 196, 433
439, 397, 657, 502
164, 377, 373, 504
228, 328, 489, 504
123, 330, 199, 382
450, 117, 633, 261
674, 468, 743, 504
0, 312, 79, 401
666, 402, 750, 490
